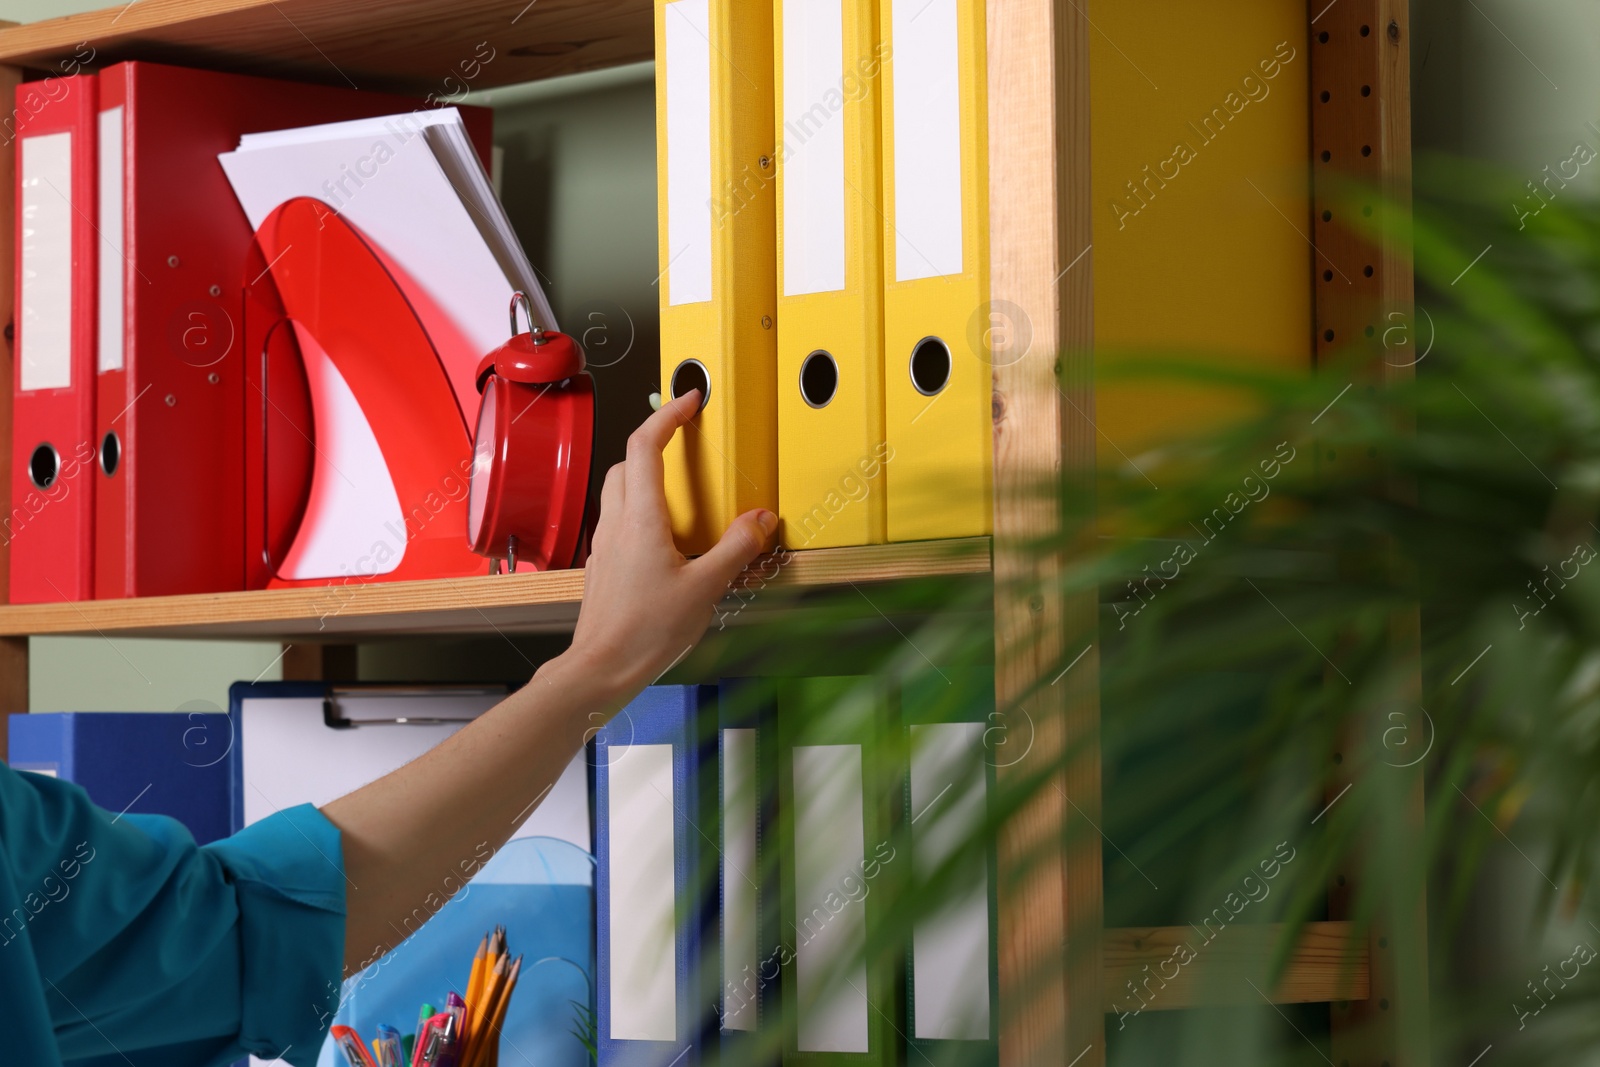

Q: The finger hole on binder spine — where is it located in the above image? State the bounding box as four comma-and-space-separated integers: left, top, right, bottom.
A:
909, 337, 952, 397
100, 432, 121, 477
28, 443, 59, 489
670, 359, 711, 413
799, 350, 838, 408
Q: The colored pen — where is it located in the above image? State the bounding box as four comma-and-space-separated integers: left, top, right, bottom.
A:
414, 1012, 455, 1067
374, 1024, 403, 1067
332, 1025, 379, 1067
446, 991, 466, 1035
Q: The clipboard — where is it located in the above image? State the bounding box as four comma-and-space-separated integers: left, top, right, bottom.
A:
226, 681, 592, 851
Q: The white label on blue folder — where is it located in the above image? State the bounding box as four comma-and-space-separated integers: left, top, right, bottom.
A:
19, 131, 73, 392
607, 744, 679, 1042
722, 728, 759, 1031
781, 0, 846, 296
665, 0, 714, 306
891, 0, 964, 282
98, 107, 125, 373
793, 744, 869, 1053
910, 722, 991, 1039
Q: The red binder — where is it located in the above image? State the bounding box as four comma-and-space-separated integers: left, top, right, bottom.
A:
9, 75, 97, 604
92, 62, 491, 598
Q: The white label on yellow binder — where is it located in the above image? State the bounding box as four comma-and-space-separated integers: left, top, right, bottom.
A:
793, 744, 870, 1053
665, 0, 714, 306
98, 107, 125, 374
910, 722, 991, 1039
891, 0, 963, 281
19, 131, 73, 392
608, 743, 679, 1042
722, 727, 758, 1031
782, 0, 846, 296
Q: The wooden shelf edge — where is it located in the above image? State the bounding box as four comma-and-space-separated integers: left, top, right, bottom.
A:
0, 537, 990, 640
0, 0, 652, 91
1103, 921, 1370, 1012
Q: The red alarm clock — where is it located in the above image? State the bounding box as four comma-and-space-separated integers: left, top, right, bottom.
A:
466, 292, 595, 573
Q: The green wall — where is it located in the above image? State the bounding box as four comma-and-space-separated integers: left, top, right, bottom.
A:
0, 1, 104, 19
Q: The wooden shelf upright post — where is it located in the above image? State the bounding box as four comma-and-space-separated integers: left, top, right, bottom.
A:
988, 0, 1100, 1063
1310, 1, 1429, 1065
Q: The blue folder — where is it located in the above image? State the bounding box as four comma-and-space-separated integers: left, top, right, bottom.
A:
595, 685, 719, 1067
8, 711, 232, 844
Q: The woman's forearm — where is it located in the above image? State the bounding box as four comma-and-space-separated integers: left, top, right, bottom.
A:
318, 391, 776, 976
323, 650, 622, 974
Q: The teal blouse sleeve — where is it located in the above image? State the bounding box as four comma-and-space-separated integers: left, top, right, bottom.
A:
0, 760, 346, 1067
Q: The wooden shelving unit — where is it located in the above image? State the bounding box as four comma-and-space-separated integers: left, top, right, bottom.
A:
0, 1, 1423, 1063
0, 537, 991, 639
0, 0, 652, 90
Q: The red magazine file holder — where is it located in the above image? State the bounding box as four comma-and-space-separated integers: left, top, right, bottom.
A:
467, 293, 595, 573
241, 196, 484, 588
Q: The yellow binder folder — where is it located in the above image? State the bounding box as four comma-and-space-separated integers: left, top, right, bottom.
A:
655, 0, 778, 555
774, 0, 888, 550
879, 0, 991, 542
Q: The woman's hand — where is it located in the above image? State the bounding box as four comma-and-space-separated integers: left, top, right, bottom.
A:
330, 391, 770, 971
561, 389, 776, 702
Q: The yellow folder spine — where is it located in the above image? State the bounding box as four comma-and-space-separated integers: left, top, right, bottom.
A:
656, 0, 778, 556
774, 0, 888, 551
879, 0, 991, 542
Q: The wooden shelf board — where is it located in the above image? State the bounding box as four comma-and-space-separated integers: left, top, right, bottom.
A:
0, 537, 990, 640
1103, 921, 1370, 1012
0, 0, 649, 91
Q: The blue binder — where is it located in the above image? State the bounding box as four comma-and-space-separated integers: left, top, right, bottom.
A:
8, 712, 232, 844
595, 685, 719, 1067
717, 678, 781, 1065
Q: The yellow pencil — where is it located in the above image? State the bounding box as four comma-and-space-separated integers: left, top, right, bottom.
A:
463, 952, 508, 1067
469, 930, 503, 1048
472, 955, 521, 1067
464, 934, 488, 1041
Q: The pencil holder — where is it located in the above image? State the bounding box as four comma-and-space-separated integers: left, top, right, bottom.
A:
326, 835, 595, 1067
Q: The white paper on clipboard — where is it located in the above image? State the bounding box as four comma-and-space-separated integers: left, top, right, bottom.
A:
237, 688, 591, 850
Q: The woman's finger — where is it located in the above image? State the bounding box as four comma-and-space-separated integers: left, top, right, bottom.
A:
624, 390, 699, 519
689, 508, 777, 594
593, 462, 626, 552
